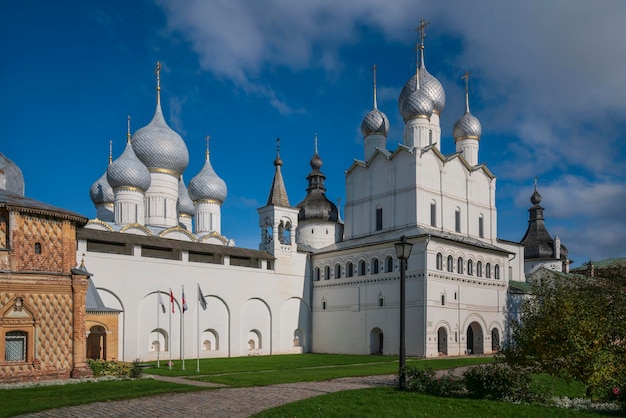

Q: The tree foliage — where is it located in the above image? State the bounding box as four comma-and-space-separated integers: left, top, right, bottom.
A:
505, 268, 626, 397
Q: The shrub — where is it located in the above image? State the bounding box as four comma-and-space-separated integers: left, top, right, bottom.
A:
404, 366, 464, 396
463, 362, 532, 402
87, 359, 143, 379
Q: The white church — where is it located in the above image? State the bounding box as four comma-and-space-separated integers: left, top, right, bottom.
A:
76, 24, 569, 362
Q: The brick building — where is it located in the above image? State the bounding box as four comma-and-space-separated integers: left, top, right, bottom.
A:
0, 153, 93, 383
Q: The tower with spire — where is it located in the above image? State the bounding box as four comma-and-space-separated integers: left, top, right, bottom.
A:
520, 178, 571, 274
454, 72, 482, 166
107, 116, 151, 225
361, 65, 389, 160
131, 62, 189, 228
295, 135, 343, 249
258, 138, 300, 260
188, 135, 228, 240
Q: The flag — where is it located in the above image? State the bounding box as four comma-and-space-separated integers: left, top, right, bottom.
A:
170, 288, 175, 313
157, 292, 166, 314
182, 286, 188, 313
198, 284, 207, 310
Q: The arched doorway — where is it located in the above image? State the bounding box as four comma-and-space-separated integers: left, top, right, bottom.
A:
491, 328, 500, 352
437, 327, 448, 355
466, 322, 484, 355
370, 328, 383, 355
87, 325, 106, 360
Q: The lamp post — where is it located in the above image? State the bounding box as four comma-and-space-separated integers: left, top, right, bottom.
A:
395, 235, 413, 389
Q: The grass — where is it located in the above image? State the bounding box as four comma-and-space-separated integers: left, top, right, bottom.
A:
0, 379, 206, 418
254, 387, 615, 418
0, 354, 618, 417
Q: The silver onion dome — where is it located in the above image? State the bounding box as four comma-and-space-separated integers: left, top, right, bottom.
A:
361, 108, 389, 137
90, 170, 114, 204
420, 67, 445, 114
177, 176, 195, 216
400, 85, 434, 121
188, 154, 227, 203
132, 104, 189, 175
453, 111, 482, 140
107, 141, 151, 191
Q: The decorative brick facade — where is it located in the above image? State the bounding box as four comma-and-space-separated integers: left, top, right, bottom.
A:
0, 195, 89, 383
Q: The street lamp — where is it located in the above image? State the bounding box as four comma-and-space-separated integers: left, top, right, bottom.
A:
395, 235, 413, 389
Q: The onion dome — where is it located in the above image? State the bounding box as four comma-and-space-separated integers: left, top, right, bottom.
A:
188, 138, 227, 203
107, 136, 151, 191
177, 175, 195, 216
296, 137, 339, 222
398, 21, 445, 115
361, 64, 390, 137
90, 170, 114, 204
399, 76, 434, 121
453, 72, 482, 141
90, 142, 115, 204
530, 187, 542, 205
131, 62, 189, 176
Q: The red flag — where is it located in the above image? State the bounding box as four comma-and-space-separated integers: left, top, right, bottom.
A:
169, 288, 175, 313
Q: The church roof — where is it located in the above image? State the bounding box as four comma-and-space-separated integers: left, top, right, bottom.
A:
519, 185, 568, 260
0, 153, 25, 196
296, 142, 339, 223
0, 189, 87, 224
77, 227, 275, 260
266, 142, 290, 207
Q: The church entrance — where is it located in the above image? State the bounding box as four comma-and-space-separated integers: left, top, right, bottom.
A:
466, 322, 483, 355
437, 327, 448, 355
87, 325, 107, 360
370, 328, 383, 355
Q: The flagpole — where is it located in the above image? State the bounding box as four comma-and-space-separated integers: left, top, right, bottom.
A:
169, 288, 172, 370
156, 291, 160, 368
182, 285, 186, 371
196, 284, 200, 373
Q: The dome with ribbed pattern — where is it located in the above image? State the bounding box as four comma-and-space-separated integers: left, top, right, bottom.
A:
188, 153, 227, 203
90, 170, 114, 204
107, 141, 151, 191
132, 103, 189, 175
453, 111, 482, 140
177, 176, 195, 216
361, 108, 389, 137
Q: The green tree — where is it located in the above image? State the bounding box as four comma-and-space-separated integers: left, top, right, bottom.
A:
505, 269, 626, 398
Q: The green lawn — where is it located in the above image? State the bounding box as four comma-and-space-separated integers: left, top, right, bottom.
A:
254, 387, 615, 418
0, 379, 206, 418
0, 354, 618, 418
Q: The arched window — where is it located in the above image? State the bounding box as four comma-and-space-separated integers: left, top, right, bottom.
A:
324, 266, 331, 280
467, 260, 473, 276
441, 294, 446, 306
455, 207, 461, 233
478, 214, 484, 238
486, 263, 491, 278
457, 257, 464, 274
477, 261, 483, 277
430, 200, 437, 227
385, 256, 393, 273
358, 260, 366, 276
447, 255, 454, 272
335, 264, 341, 279
371, 258, 379, 275
34, 243, 42, 255
314, 267, 320, 281
436, 253, 443, 270
494, 264, 500, 280
346, 262, 354, 278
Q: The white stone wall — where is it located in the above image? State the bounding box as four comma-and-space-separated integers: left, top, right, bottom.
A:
77, 241, 310, 362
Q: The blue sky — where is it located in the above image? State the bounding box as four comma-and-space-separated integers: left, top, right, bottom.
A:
2, 0, 626, 267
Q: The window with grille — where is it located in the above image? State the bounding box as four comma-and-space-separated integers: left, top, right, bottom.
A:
5, 331, 27, 362
375, 208, 383, 231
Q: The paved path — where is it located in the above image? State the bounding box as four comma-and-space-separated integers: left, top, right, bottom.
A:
16, 374, 397, 418
17, 367, 470, 417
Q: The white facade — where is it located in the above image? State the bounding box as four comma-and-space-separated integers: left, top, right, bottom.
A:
77, 29, 543, 362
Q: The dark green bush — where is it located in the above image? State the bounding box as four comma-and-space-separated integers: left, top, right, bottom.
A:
404, 366, 464, 396
462, 362, 532, 401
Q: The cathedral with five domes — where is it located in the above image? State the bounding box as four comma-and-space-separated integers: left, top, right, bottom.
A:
0, 22, 571, 373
